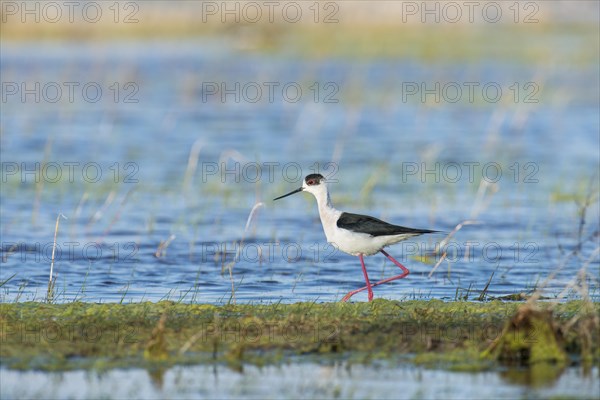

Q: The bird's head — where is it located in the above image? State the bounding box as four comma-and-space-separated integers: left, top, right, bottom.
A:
273, 173, 327, 201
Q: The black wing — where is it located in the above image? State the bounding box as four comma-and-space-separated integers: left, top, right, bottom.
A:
336, 212, 437, 237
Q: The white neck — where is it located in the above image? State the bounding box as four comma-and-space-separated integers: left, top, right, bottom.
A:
312, 186, 341, 242
314, 186, 334, 212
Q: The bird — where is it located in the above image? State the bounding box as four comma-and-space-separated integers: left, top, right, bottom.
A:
274, 173, 438, 302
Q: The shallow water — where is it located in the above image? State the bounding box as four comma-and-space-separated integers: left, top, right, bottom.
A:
1, 40, 599, 304
1, 363, 598, 399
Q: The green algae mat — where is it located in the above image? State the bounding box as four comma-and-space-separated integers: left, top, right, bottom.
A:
1, 300, 598, 372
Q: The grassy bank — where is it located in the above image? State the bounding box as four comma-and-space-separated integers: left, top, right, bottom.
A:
1, 300, 597, 373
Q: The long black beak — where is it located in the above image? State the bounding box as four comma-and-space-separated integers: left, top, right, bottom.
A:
273, 187, 303, 201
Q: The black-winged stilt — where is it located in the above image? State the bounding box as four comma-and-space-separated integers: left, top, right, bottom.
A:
274, 173, 437, 302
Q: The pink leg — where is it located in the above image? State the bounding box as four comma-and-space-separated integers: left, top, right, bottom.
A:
342, 254, 373, 302
341, 250, 410, 302
380, 249, 410, 277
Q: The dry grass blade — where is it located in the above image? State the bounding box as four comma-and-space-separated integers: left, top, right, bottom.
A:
221, 202, 265, 305
244, 202, 264, 233
47, 213, 67, 303
428, 251, 447, 279
428, 220, 478, 278
155, 234, 177, 258
182, 139, 203, 192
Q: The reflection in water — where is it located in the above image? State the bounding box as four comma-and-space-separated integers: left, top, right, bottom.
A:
500, 363, 566, 388
1, 363, 598, 399
147, 367, 166, 390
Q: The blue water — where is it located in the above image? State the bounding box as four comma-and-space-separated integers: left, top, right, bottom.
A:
1, 40, 599, 304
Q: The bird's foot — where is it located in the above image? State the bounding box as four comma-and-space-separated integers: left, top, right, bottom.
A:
341, 287, 374, 302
